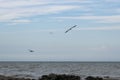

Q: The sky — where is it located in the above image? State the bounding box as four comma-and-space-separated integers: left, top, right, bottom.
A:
0, 0, 120, 61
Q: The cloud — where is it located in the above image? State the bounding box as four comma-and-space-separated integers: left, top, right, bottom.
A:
116, 8, 120, 13
0, 0, 92, 8
105, 0, 120, 2
7, 19, 31, 25
0, 5, 80, 22
89, 45, 108, 51
0, 0, 50, 8
0, 0, 119, 24
55, 15, 120, 23
55, 0, 94, 4
0, 0, 82, 23
77, 26, 120, 31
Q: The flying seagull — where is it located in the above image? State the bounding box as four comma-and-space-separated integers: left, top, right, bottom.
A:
65, 25, 77, 33
28, 49, 34, 52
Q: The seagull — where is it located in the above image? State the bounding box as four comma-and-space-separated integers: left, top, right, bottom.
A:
49, 32, 53, 34
65, 25, 77, 33
28, 49, 34, 52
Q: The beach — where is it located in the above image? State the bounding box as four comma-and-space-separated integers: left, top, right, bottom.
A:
0, 74, 120, 80
0, 62, 120, 80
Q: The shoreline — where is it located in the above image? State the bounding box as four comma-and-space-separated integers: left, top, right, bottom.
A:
0, 73, 119, 80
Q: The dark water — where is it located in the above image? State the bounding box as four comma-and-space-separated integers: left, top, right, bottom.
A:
0, 62, 120, 78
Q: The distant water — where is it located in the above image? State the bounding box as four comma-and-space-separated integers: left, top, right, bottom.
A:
0, 62, 120, 78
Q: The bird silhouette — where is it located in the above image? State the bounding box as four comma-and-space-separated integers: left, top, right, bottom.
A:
28, 49, 34, 52
65, 25, 77, 33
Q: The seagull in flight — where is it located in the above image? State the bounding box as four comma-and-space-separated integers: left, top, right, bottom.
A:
65, 25, 77, 33
28, 49, 34, 52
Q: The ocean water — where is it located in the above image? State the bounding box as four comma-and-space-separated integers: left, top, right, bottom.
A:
0, 62, 120, 78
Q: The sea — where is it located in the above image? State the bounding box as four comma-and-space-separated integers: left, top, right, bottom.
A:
0, 62, 120, 79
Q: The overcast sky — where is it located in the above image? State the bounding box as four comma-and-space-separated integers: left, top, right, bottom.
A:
0, 0, 120, 61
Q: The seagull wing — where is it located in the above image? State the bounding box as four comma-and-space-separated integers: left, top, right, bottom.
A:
28, 49, 34, 52
65, 25, 77, 33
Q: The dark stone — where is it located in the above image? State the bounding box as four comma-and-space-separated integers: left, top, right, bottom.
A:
85, 76, 103, 80
39, 73, 81, 80
0, 75, 34, 80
